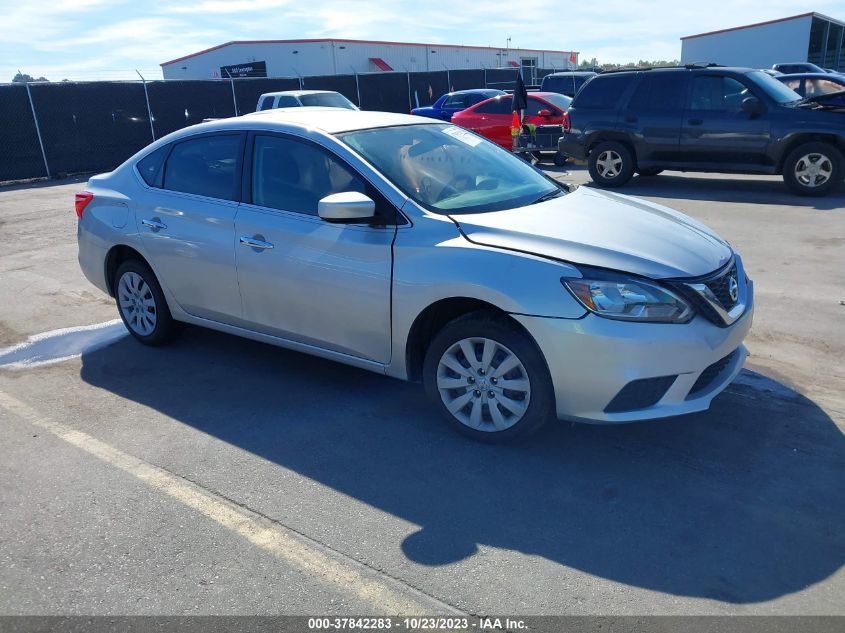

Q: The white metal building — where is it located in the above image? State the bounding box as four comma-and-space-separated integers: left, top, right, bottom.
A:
160, 39, 576, 81
680, 12, 845, 72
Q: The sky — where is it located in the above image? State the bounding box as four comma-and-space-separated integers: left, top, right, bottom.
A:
1, 0, 842, 82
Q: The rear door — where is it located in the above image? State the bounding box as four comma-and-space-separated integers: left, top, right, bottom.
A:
680, 74, 771, 167
233, 133, 396, 363
620, 72, 687, 163
135, 132, 244, 323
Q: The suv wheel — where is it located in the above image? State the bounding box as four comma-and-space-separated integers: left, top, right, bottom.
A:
114, 260, 180, 346
783, 142, 843, 196
588, 141, 635, 187
423, 312, 554, 443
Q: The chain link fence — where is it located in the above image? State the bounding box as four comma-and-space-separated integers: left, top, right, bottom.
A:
0, 67, 560, 182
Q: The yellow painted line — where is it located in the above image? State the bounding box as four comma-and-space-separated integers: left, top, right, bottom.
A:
0, 389, 461, 616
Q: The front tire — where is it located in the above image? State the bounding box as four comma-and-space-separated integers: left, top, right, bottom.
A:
588, 141, 635, 187
113, 260, 179, 346
782, 142, 843, 196
423, 312, 554, 443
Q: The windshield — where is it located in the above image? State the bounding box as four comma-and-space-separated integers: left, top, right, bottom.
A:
300, 93, 357, 110
338, 124, 561, 214
746, 71, 802, 103
542, 93, 573, 110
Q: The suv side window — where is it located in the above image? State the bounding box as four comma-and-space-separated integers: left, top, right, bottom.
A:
475, 97, 511, 114
573, 74, 637, 109
162, 134, 241, 201
689, 76, 748, 111
627, 73, 688, 111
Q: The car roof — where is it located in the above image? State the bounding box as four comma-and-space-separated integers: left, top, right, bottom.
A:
200, 108, 435, 134
451, 88, 503, 94
259, 90, 342, 98
778, 73, 845, 80
545, 71, 596, 77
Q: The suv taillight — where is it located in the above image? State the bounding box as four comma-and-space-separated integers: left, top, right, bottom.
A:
562, 111, 571, 133
75, 191, 94, 219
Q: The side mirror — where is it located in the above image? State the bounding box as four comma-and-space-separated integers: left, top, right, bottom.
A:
318, 192, 376, 222
537, 109, 553, 117
741, 96, 763, 116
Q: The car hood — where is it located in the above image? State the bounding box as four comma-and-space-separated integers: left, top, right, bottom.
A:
450, 187, 732, 279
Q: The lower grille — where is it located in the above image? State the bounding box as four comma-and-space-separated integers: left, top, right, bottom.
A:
604, 375, 678, 413
687, 349, 738, 399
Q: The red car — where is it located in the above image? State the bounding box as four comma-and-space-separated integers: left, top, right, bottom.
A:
451, 92, 572, 149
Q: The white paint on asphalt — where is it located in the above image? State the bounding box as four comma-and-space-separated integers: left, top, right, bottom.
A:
0, 389, 461, 616
0, 320, 127, 369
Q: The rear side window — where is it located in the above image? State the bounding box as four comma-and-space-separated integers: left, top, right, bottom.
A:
627, 73, 688, 111
275, 95, 300, 107
573, 74, 637, 109
258, 97, 274, 111
475, 97, 512, 114
136, 145, 169, 188
443, 94, 466, 108
162, 134, 241, 201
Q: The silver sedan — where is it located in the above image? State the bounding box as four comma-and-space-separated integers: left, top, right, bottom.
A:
76, 109, 753, 442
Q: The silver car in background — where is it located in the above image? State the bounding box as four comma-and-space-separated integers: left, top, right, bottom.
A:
76, 109, 753, 442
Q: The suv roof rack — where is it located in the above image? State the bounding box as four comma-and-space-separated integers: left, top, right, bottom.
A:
599, 63, 723, 74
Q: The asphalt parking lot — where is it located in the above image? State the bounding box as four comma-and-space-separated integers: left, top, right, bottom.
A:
0, 167, 843, 616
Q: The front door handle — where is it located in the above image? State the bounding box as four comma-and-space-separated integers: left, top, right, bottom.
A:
239, 235, 274, 250
141, 218, 167, 231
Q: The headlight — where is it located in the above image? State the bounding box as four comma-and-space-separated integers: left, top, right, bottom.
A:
561, 268, 693, 323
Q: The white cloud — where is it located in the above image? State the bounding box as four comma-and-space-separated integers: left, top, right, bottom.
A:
2, 0, 841, 82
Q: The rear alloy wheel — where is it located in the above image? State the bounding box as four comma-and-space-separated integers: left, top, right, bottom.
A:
114, 260, 179, 346
783, 142, 843, 196
588, 141, 635, 187
423, 312, 554, 442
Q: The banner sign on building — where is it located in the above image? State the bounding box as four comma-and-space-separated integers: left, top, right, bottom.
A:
220, 61, 267, 78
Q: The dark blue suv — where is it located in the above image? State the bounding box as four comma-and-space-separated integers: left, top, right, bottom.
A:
558, 66, 845, 196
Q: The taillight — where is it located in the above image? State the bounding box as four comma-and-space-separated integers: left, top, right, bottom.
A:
75, 191, 94, 219
562, 112, 571, 133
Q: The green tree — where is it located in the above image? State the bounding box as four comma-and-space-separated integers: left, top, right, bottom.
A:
12, 72, 49, 83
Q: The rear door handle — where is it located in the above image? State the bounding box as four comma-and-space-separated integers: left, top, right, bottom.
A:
141, 218, 167, 231
688, 118, 703, 126
239, 235, 274, 250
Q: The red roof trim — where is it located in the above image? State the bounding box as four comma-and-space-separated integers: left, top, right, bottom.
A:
161, 38, 575, 66
680, 12, 818, 40
369, 57, 393, 71
508, 61, 520, 67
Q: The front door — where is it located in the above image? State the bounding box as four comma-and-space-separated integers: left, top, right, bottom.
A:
234, 133, 395, 363
680, 75, 771, 167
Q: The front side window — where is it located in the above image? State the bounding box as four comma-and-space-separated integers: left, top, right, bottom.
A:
806, 78, 845, 97
689, 76, 749, 111
339, 124, 561, 214
474, 97, 512, 115
251, 135, 366, 216
162, 134, 241, 201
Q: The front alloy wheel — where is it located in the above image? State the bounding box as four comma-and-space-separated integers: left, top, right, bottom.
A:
793, 153, 833, 188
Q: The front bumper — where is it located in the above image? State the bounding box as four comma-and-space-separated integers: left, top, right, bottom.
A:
513, 280, 754, 423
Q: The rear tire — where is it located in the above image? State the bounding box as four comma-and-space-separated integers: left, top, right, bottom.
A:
588, 141, 635, 187
423, 311, 554, 443
113, 260, 180, 346
782, 142, 843, 196
553, 151, 569, 166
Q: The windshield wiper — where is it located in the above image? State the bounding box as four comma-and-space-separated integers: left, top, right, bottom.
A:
531, 189, 564, 205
